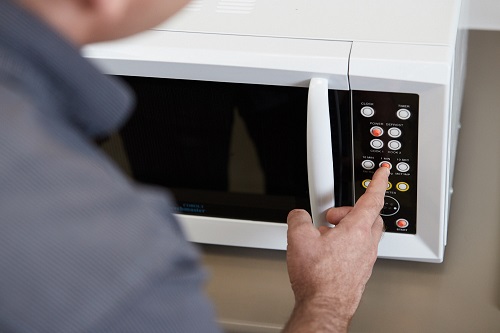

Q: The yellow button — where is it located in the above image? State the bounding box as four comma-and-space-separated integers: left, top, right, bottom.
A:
363, 179, 392, 190
396, 182, 409, 192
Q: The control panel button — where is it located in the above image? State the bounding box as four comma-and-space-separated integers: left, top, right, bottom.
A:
388, 140, 402, 150
370, 139, 384, 149
352, 91, 418, 234
396, 219, 409, 229
361, 106, 375, 117
370, 126, 384, 137
362, 160, 375, 170
397, 108, 411, 120
388, 127, 402, 138
362, 179, 392, 191
379, 161, 392, 169
396, 182, 410, 192
381, 196, 400, 216
396, 162, 410, 172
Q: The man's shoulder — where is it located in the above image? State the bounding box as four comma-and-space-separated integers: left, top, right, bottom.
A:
0, 83, 49, 145
0, 83, 37, 115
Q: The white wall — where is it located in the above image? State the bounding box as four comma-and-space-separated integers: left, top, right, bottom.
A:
469, 0, 500, 30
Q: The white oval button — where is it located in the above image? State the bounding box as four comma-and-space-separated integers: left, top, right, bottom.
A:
388, 140, 401, 150
362, 160, 375, 170
397, 109, 411, 120
388, 127, 402, 138
370, 139, 384, 149
396, 162, 410, 172
361, 106, 375, 118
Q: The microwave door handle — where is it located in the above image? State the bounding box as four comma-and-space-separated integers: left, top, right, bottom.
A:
307, 78, 335, 228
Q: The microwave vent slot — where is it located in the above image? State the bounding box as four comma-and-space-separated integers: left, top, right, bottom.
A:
217, 0, 256, 14
185, 0, 204, 12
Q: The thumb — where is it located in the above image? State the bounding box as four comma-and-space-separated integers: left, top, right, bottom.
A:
287, 209, 319, 242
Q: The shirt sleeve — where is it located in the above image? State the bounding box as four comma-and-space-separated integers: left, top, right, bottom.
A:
0, 87, 223, 333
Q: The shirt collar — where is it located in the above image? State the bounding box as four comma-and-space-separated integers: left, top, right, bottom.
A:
0, 0, 134, 137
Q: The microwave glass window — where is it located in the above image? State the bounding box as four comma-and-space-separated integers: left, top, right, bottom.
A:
99, 76, 352, 223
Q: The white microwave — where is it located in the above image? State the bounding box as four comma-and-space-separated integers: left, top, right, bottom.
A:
85, 0, 468, 263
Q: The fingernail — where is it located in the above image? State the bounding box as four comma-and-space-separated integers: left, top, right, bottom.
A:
380, 162, 391, 169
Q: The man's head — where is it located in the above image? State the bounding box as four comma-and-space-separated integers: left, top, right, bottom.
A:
17, 0, 191, 45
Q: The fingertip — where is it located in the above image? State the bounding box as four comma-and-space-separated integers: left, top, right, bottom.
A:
287, 209, 316, 239
288, 208, 307, 215
326, 206, 353, 225
287, 209, 310, 223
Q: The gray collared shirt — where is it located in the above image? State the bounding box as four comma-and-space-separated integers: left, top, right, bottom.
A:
0, 1, 221, 332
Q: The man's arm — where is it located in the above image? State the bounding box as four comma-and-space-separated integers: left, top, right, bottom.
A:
0, 88, 222, 333
283, 166, 390, 333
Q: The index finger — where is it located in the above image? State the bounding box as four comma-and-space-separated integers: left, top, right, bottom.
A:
347, 166, 390, 225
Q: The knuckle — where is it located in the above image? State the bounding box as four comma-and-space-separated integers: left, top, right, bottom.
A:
365, 193, 385, 212
349, 223, 371, 239
374, 216, 385, 231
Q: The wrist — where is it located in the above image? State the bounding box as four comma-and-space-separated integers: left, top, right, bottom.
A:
297, 295, 355, 320
283, 296, 354, 333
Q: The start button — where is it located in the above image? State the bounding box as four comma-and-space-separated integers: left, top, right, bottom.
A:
396, 219, 409, 229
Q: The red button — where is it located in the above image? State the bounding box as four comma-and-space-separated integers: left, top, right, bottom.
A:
396, 219, 409, 228
370, 126, 383, 137
380, 162, 392, 169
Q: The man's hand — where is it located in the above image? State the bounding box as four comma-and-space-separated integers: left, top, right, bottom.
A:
283, 166, 390, 333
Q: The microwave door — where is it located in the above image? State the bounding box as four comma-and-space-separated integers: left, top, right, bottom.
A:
307, 78, 335, 228
102, 76, 354, 231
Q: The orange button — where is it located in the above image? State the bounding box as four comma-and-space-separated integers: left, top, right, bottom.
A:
396, 219, 409, 228
380, 162, 391, 169
370, 126, 383, 137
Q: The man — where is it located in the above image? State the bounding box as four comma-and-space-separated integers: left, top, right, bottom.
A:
0, 0, 389, 332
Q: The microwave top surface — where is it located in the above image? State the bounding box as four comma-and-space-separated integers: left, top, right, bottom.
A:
159, 0, 462, 46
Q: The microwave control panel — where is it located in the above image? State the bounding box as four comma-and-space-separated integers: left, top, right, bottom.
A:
352, 91, 419, 234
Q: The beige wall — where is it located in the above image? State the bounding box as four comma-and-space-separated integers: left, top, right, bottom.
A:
200, 30, 500, 333
469, 0, 500, 30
